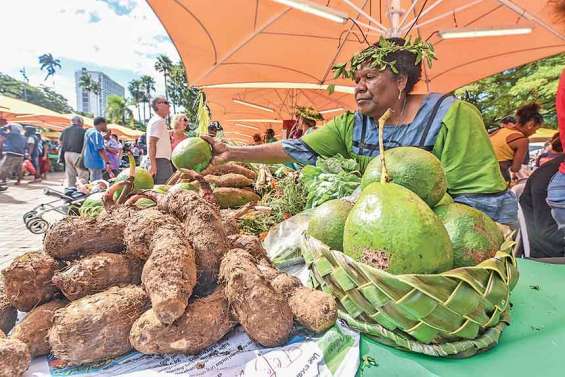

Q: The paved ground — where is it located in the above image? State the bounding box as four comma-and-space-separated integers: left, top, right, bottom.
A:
0, 172, 66, 269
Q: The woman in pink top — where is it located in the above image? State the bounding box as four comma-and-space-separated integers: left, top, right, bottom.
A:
170, 114, 188, 151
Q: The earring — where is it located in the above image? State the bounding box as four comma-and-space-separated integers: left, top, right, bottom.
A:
398, 90, 402, 100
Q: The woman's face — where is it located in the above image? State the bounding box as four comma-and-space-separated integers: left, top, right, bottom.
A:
519, 120, 541, 137
175, 117, 187, 132
354, 63, 399, 117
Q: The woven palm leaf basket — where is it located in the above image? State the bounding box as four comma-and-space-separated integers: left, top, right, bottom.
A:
301, 235, 519, 358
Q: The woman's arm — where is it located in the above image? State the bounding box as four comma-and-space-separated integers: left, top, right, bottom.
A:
509, 137, 529, 173
201, 136, 293, 165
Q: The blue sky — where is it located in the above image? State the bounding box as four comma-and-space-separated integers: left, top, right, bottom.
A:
1, 0, 180, 109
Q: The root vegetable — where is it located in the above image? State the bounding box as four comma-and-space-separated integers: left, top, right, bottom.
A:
201, 163, 257, 180
227, 234, 268, 261
49, 285, 149, 366
256, 263, 337, 333
220, 249, 293, 347
0, 337, 30, 377
0, 290, 16, 335
10, 299, 67, 357
52, 253, 143, 301
44, 206, 136, 260
124, 209, 179, 260
142, 224, 197, 324
151, 190, 228, 296
2, 251, 60, 311
204, 173, 254, 188
130, 288, 236, 354
214, 187, 260, 209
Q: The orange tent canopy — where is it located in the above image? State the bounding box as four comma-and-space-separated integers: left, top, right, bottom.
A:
148, 0, 564, 140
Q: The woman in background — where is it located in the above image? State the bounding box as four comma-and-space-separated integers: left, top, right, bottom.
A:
489, 103, 543, 183
171, 114, 188, 151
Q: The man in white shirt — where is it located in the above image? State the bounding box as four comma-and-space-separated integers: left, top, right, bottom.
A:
146, 96, 172, 184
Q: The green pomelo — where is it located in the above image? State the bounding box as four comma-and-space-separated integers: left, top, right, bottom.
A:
343, 182, 453, 274
307, 199, 353, 251
171, 137, 212, 172
433, 203, 504, 268
361, 147, 447, 207
435, 192, 454, 208
114, 168, 154, 199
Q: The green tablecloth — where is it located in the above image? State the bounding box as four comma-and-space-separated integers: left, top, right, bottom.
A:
359, 259, 565, 377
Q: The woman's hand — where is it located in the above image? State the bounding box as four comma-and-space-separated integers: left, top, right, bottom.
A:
201, 136, 231, 164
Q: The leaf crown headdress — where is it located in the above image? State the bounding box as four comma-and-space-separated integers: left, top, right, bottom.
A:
296, 106, 324, 121
332, 37, 436, 80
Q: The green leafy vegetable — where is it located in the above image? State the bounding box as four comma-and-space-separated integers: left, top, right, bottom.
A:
300, 155, 361, 208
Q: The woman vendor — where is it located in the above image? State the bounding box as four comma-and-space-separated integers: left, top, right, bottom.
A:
202, 38, 517, 226
289, 106, 323, 139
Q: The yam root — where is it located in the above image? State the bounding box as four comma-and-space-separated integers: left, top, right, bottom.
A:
2, 251, 60, 311
44, 206, 135, 260
150, 190, 228, 296
124, 209, 180, 260
232, 236, 337, 333
201, 162, 257, 180
214, 187, 260, 209
49, 285, 149, 366
142, 224, 197, 325
130, 288, 236, 354
220, 249, 293, 347
52, 253, 143, 301
204, 173, 254, 188
0, 337, 31, 377
10, 299, 67, 357
0, 289, 16, 335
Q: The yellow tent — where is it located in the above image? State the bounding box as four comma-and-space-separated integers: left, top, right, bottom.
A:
0, 95, 62, 118
530, 127, 559, 142
107, 124, 144, 141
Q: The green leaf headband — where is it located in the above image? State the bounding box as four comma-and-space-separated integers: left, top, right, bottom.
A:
332, 37, 436, 80
296, 106, 324, 121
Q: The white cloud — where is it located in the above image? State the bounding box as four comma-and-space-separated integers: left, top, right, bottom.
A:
0, 0, 179, 106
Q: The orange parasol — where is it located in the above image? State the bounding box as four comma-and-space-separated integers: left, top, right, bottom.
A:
148, 0, 564, 139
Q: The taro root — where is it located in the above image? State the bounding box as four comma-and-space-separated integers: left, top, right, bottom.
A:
204, 173, 254, 188
152, 190, 228, 296
201, 162, 257, 180
0, 336, 31, 377
142, 224, 197, 325
2, 251, 60, 311
124, 208, 180, 260
0, 289, 17, 335
213, 187, 260, 209
44, 207, 135, 260
219, 249, 293, 347
130, 288, 236, 354
52, 253, 143, 301
10, 299, 67, 357
49, 285, 149, 366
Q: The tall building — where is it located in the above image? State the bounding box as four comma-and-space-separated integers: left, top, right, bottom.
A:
75, 68, 125, 117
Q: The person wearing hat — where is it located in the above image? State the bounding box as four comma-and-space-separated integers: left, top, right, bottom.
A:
0, 123, 27, 191
290, 106, 323, 139
202, 37, 516, 226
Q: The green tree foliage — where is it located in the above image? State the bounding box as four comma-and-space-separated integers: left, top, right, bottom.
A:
0, 73, 73, 113
140, 75, 156, 117
106, 94, 134, 127
78, 71, 101, 95
456, 54, 564, 129
38, 53, 61, 81
168, 61, 201, 125
128, 79, 144, 123
154, 54, 173, 102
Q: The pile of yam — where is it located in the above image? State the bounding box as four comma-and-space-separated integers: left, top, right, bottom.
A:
0, 176, 336, 375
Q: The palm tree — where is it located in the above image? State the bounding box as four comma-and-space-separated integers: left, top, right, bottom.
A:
154, 54, 173, 102
38, 53, 62, 82
106, 95, 133, 126
79, 70, 100, 95
128, 79, 144, 123
140, 75, 156, 118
